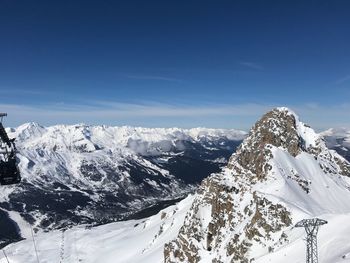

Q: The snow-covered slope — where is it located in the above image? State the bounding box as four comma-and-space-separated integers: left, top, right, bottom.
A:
2, 199, 350, 263
0, 195, 195, 263
0, 124, 245, 247
1, 108, 350, 263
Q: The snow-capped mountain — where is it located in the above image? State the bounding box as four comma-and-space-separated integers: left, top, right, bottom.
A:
321, 127, 350, 162
164, 107, 350, 262
0, 123, 245, 247
2, 107, 350, 263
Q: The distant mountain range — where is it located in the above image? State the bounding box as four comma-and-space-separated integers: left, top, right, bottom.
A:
321, 127, 350, 162
2, 108, 349, 263
0, 123, 245, 247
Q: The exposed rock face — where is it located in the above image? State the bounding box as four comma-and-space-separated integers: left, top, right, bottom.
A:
164, 107, 350, 263
164, 175, 292, 263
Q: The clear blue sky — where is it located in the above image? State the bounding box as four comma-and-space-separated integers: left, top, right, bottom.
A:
0, 0, 349, 130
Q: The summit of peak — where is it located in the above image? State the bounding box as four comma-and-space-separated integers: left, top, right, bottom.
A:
266, 107, 300, 123
247, 108, 304, 151
275, 106, 297, 115
251, 107, 319, 150
227, 108, 325, 180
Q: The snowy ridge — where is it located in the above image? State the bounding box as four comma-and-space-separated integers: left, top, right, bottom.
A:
0, 123, 245, 246
8, 123, 246, 150
5, 122, 245, 186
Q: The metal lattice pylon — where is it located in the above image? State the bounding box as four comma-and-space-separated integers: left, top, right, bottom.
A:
295, 218, 327, 263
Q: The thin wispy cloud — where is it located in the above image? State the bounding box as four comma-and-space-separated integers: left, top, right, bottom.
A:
125, 75, 182, 82
1, 101, 349, 130
239, 61, 263, 70
0, 88, 56, 96
335, 75, 350, 85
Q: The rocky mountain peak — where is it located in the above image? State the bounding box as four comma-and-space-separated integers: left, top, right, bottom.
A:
243, 107, 302, 155
227, 107, 323, 180
164, 108, 350, 263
